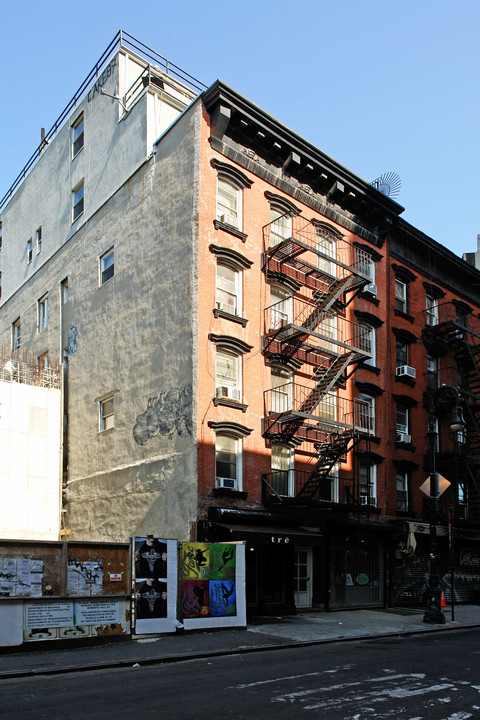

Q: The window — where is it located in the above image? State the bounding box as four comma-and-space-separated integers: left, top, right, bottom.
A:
215, 434, 241, 490
99, 396, 114, 431
269, 286, 292, 331
395, 279, 407, 313
359, 323, 375, 366
27, 238, 33, 264
12, 318, 20, 351
72, 114, 84, 158
216, 262, 241, 316
37, 295, 48, 332
36, 227, 42, 254
359, 463, 376, 506
37, 353, 49, 370
396, 339, 409, 368
396, 404, 409, 441
216, 348, 241, 401
355, 247, 375, 281
358, 393, 375, 433
271, 445, 294, 496
425, 294, 438, 326
100, 248, 114, 285
216, 177, 241, 229
427, 354, 438, 390
61, 277, 69, 304
72, 180, 84, 222
270, 208, 292, 246
317, 227, 336, 276
271, 367, 292, 413
396, 470, 409, 512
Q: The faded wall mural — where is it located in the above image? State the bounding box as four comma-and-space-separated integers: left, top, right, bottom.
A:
133, 384, 192, 445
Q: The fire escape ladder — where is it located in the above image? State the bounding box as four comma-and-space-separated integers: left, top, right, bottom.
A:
298, 351, 354, 416
304, 275, 356, 327
297, 430, 360, 498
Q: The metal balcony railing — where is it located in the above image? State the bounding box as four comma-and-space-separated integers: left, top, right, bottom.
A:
261, 471, 374, 506
423, 302, 480, 344
264, 300, 372, 358
262, 215, 372, 286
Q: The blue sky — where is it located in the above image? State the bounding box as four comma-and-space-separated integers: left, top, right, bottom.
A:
1, 1, 479, 258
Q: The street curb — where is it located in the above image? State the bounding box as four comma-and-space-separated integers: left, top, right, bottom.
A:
1, 622, 479, 680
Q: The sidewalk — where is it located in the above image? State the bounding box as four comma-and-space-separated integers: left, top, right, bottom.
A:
1, 605, 479, 680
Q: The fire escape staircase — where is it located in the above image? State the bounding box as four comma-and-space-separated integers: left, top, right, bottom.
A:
296, 430, 361, 499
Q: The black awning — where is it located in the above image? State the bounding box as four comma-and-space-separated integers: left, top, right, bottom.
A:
214, 522, 323, 546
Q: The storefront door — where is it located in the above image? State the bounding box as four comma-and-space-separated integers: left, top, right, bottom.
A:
294, 547, 312, 608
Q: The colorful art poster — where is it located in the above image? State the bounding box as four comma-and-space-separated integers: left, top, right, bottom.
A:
134, 537, 177, 635
181, 542, 210, 579
181, 580, 210, 618
209, 580, 236, 616
182, 542, 246, 631
209, 544, 236, 579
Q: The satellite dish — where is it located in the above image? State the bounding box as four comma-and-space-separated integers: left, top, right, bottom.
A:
371, 172, 401, 199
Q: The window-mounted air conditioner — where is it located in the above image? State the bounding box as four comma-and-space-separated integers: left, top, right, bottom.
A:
366, 283, 377, 295
396, 432, 412, 444
216, 301, 236, 315
360, 496, 376, 506
216, 386, 241, 401
219, 213, 237, 227
216, 477, 236, 490
396, 365, 416, 379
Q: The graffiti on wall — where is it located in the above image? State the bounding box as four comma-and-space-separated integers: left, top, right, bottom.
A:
181, 543, 237, 619
133, 384, 192, 445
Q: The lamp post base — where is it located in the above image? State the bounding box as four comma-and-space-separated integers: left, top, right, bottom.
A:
423, 590, 446, 624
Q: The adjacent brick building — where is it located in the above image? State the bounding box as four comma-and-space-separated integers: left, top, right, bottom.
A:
1, 32, 480, 615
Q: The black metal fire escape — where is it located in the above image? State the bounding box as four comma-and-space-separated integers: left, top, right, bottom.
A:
262, 216, 373, 504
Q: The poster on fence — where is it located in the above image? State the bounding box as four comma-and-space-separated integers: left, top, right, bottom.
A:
181, 542, 246, 630
134, 537, 178, 635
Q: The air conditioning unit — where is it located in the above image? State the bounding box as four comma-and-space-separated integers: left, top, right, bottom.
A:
396, 365, 416, 379
360, 496, 376, 506
216, 301, 236, 315
216, 477, 236, 490
219, 213, 237, 227
366, 283, 377, 295
396, 432, 412, 444
216, 386, 241, 401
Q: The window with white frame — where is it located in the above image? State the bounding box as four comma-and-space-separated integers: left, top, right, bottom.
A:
269, 286, 292, 331
270, 208, 292, 246
216, 176, 242, 229
425, 294, 438, 326
359, 323, 375, 366
216, 262, 241, 316
72, 180, 84, 222
359, 463, 376, 506
395, 278, 407, 313
216, 348, 241, 401
37, 294, 48, 332
358, 393, 375, 433
72, 113, 84, 158
36, 227, 42, 254
12, 318, 20, 351
396, 339, 409, 368
27, 238, 33, 264
317, 227, 336, 276
271, 367, 292, 413
396, 404, 409, 442
99, 396, 114, 431
100, 248, 114, 285
355, 247, 375, 281
271, 444, 294, 496
396, 470, 409, 512
427, 354, 438, 389
215, 434, 241, 490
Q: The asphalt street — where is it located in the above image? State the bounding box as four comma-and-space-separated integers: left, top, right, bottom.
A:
2, 628, 480, 720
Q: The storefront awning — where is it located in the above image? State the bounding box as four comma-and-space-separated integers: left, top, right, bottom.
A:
214, 522, 323, 546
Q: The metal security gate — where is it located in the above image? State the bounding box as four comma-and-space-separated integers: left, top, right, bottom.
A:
329, 535, 384, 609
